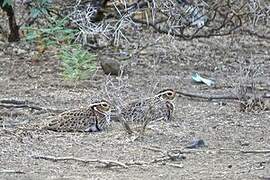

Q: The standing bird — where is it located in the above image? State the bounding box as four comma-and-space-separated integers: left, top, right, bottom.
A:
121, 89, 176, 123
44, 100, 111, 132
153, 89, 176, 121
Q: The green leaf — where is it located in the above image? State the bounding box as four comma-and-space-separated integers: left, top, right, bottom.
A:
58, 44, 96, 80
25, 31, 38, 41
40, 7, 48, 15
30, 8, 42, 18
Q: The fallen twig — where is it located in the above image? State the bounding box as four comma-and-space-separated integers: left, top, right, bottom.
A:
32, 155, 128, 168
166, 163, 184, 168
176, 91, 239, 101
0, 99, 31, 105
125, 161, 149, 166
119, 116, 133, 135
142, 146, 186, 164
0, 103, 43, 110
0, 98, 63, 113
240, 150, 270, 154
144, 146, 270, 157
32, 152, 186, 169
150, 152, 185, 164
0, 103, 62, 113
142, 146, 164, 153
176, 91, 270, 101
0, 169, 25, 174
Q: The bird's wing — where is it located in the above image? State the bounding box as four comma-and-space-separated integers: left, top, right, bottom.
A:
77, 109, 99, 131
154, 101, 174, 121
46, 108, 96, 132
122, 100, 149, 122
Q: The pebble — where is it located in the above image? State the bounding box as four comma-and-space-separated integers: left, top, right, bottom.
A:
185, 139, 207, 149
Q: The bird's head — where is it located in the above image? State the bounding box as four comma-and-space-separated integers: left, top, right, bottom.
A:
155, 89, 176, 101
91, 100, 111, 114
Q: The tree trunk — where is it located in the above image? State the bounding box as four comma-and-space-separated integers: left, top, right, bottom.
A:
1, 0, 20, 42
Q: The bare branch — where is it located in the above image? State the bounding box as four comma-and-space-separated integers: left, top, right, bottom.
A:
32, 155, 128, 168
0, 169, 25, 174
176, 91, 239, 101
0, 103, 62, 113
240, 150, 270, 154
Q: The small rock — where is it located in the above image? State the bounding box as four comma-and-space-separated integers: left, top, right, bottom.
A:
100, 58, 122, 76
185, 139, 207, 149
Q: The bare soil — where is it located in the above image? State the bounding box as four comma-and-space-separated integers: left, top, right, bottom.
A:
0, 29, 270, 180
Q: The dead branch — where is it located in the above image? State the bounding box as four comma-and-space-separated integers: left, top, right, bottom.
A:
32, 151, 186, 169
176, 91, 239, 101
240, 150, 270, 154
174, 148, 270, 154
144, 146, 270, 156
0, 99, 63, 113
125, 161, 149, 166
142, 146, 164, 153
130, 0, 245, 40
32, 155, 128, 168
166, 163, 184, 168
65, 0, 258, 48
150, 156, 178, 164
142, 146, 186, 164
126, 157, 185, 166
0, 103, 42, 110
0, 99, 32, 105
120, 116, 133, 135
176, 90, 270, 101
0, 169, 25, 174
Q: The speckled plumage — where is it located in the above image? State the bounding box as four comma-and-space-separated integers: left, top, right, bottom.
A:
45, 100, 111, 132
122, 89, 176, 122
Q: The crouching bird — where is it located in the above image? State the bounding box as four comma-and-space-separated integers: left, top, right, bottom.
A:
45, 100, 111, 132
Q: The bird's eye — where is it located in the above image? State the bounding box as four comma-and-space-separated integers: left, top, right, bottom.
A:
102, 103, 108, 107
167, 92, 173, 96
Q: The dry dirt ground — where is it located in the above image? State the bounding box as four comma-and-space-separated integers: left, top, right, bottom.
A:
0, 29, 270, 180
